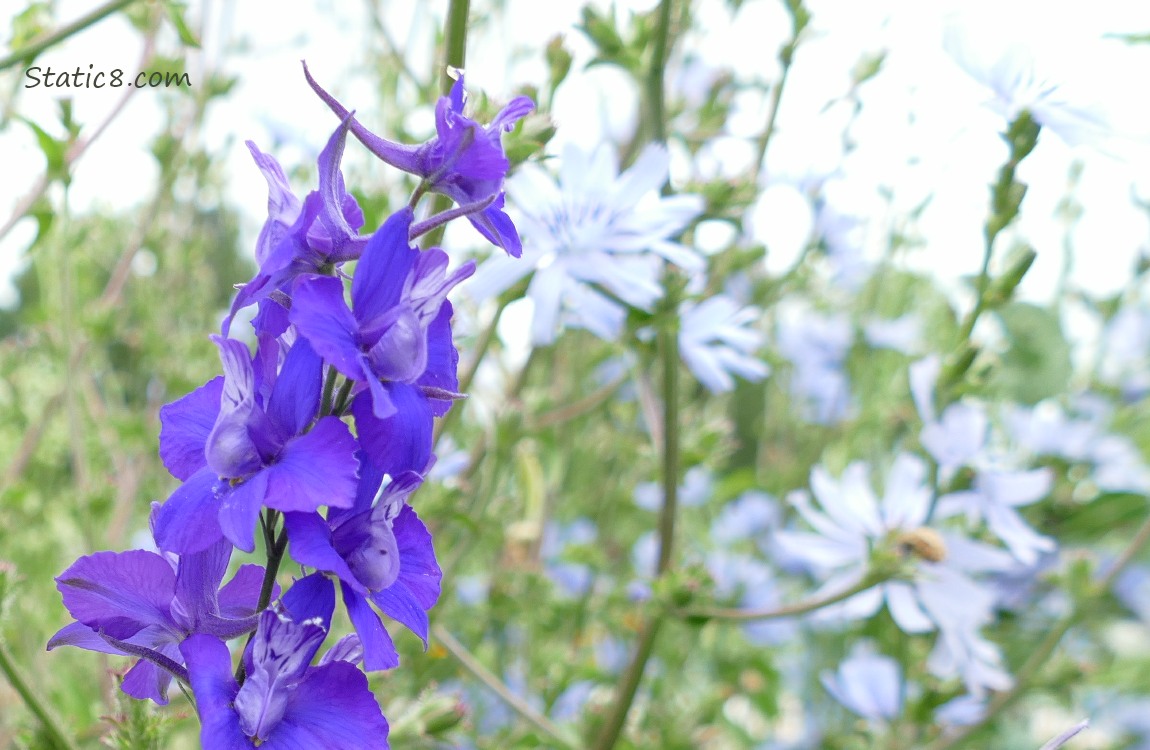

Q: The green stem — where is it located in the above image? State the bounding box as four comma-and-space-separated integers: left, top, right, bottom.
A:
654, 326, 681, 576
0, 0, 140, 71
751, 40, 795, 183
432, 624, 579, 749
644, 0, 674, 144
421, 0, 472, 248
675, 569, 891, 622
236, 510, 289, 684
442, 0, 471, 92
591, 6, 678, 745
320, 366, 339, 417
0, 635, 82, 750
331, 377, 355, 416
956, 234, 995, 343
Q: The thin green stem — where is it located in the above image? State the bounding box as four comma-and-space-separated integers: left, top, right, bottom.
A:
331, 377, 355, 416
432, 624, 579, 749
421, 0, 472, 248
442, 0, 471, 93
956, 235, 995, 343
320, 366, 339, 417
0, 0, 140, 71
644, 0, 674, 144
591, 5, 678, 745
676, 569, 891, 622
654, 325, 681, 575
236, 510, 289, 684
0, 635, 82, 750
751, 49, 793, 183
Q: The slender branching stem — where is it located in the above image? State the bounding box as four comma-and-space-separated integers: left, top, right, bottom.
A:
0, 0, 140, 71
432, 624, 579, 749
591, 3, 679, 746
0, 635, 82, 750
676, 570, 892, 622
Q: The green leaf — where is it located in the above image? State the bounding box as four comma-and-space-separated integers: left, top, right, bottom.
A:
160, 0, 201, 48
991, 302, 1072, 404
17, 116, 68, 185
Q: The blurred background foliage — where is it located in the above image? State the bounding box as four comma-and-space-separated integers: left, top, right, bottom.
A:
2, 1, 1150, 749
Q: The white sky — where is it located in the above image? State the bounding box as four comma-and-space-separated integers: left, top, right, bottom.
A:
1, 0, 1149, 313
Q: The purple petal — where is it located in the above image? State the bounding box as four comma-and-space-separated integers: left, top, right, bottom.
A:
283, 511, 361, 591
491, 95, 535, 132
205, 336, 262, 479
235, 607, 327, 740
279, 572, 337, 629
153, 469, 227, 555
418, 303, 461, 417
353, 384, 433, 477
366, 307, 426, 383
342, 451, 387, 519
470, 200, 522, 258
251, 296, 292, 339
55, 550, 177, 639
272, 661, 390, 749
350, 209, 417, 329
173, 538, 232, 628
341, 583, 398, 671
266, 337, 322, 438
290, 275, 369, 382
334, 509, 400, 593
246, 141, 302, 267
303, 61, 421, 176
180, 635, 249, 750
370, 505, 440, 645
121, 642, 181, 705
219, 471, 269, 553
47, 621, 125, 655
217, 564, 273, 619
263, 416, 358, 513
159, 376, 222, 481
315, 119, 359, 256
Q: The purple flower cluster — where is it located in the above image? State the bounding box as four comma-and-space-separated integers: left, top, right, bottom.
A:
49, 65, 531, 748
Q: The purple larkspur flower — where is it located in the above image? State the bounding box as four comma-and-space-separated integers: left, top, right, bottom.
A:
225, 120, 368, 337
290, 208, 473, 475
181, 573, 389, 749
304, 62, 533, 257
283, 455, 441, 671
48, 537, 267, 704
153, 334, 358, 554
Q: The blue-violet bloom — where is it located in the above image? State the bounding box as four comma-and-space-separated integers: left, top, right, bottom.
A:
283, 455, 441, 671
290, 208, 473, 476
48, 537, 267, 704
181, 573, 390, 748
225, 120, 368, 337
304, 61, 533, 257
153, 334, 358, 554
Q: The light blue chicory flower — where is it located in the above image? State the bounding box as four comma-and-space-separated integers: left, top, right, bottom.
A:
678, 294, 769, 393
468, 143, 704, 345
820, 645, 903, 723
